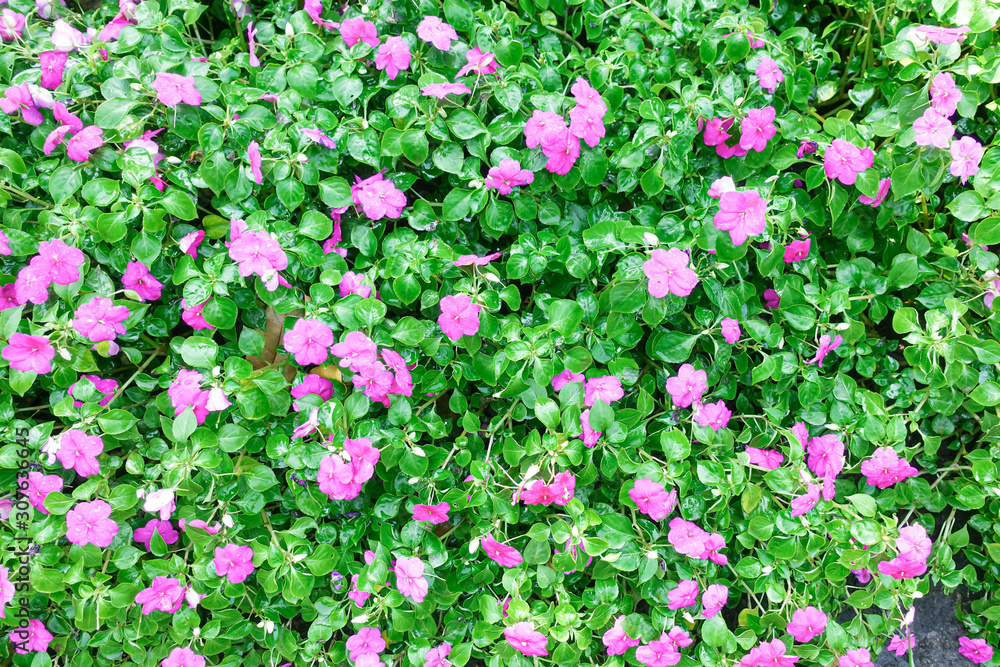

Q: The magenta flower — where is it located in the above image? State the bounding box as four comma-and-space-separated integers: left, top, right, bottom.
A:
806, 433, 845, 480
746, 446, 784, 470
482, 534, 523, 567
552, 368, 584, 390
339, 271, 372, 298
66, 499, 118, 547
73, 296, 129, 342
629, 478, 676, 520
859, 177, 891, 206
763, 288, 780, 309
0, 84, 43, 125
643, 247, 698, 298
152, 72, 202, 106
701, 584, 728, 619
134, 576, 185, 615
40, 51, 68, 89
346, 627, 386, 660
284, 318, 334, 366
0, 567, 12, 617
417, 15, 458, 50
304, 0, 338, 30
229, 230, 288, 283
424, 643, 452, 667
162, 648, 206, 667
739, 107, 776, 152
301, 128, 336, 148
0, 230, 9, 255
0, 9, 25, 40
693, 400, 732, 431
352, 361, 394, 402
485, 158, 534, 195
703, 117, 733, 147
413, 502, 450, 524
56, 428, 103, 476
348, 574, 371, 608
714, 190, 767, 246
247, 140, 263, 185
375, 36, 411, 80
340, 17, 379, 48
438, 294, 481, 341
330, 331, 378, 369
64, 125, 103, 161
568, 104, 606, 147
823, 139, 874, 185
790, 483, 821, 517
454, 252, 501, 267
179, 518, 221, 535
456, 47, 499, 78
913, 107, 954, 149
804, 334, 842, 367
756, 57, 784, 93
524, 110, 566, 148
959, 637, 994, 664
571, 77, 607, 117
930, 72, 962, 116
950, 136, 983, 184
2, 334, 55, 373
797, 139, 819, 158
213, 544, 255, 583
353, 173, 407, 220
15, 264, 52, 304
122, 260, 164, 301
839, 648, 873, 667
666, 579, 699, 609
787, 606, 827, 642
721, 318, 740, 343
505, 622, 548, 657
541, 127, 581, 175
887, 633, 916, 656
635, 634, 680, 667
9, 619, 53, 654
246, 22, 260, 67
783, 238, 811, 262
665, 363, 707, 408
394, 556, 430, 602
22, 472, 63, 514
382, 349, 413, 396
914, 25, 969, 44
421, 82, 471, 99
603, 615, 641, 656
584, 375, 623, 407
36, 237, 83, 284
181, 298, 215, 330
860, 446, 918, 488
579, 409, 601, 448
897, 524, 932, 560
133, 519, 179, 552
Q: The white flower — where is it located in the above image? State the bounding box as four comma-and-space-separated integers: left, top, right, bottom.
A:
143, 488, 175, 520
41, 435, 61, 465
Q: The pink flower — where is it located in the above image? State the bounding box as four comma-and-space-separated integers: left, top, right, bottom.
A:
950, 136, 983, 184
804, 334, 842, 367
394, 556, 429, 602
667, 579, 699, 609
354, 174, 407, 220
134, 576, 185, 615
603, 615, 641, 656
664, 627, 692, 651
524, 110, 566, 148
0, 9, 24, 40
636, 634, 681, 667
246, 22, 261, 67
887, 633, 915, 656
284, 318, 334, 366
746, 446, 784, 470
152, 72, 202, 106
340, 17, 379, 48
552, 368, 584, 390
72, 296, 129, 342
839, 648, 873, 667
824, 139, 874, 185
179, 230, 205, 259
339, 271, 372, 298
694, 400, 732, 431
122, 261, 164, 301
859, 177, 891, 206
36, 237, 84, 284
330, 331, 378, 369
9, 619, 53, 654
65, 125, 103, 161
797, 140, 819, 158
708, 176, 736, 199
375, 36, 411, 80
382, 349, 413, 396
701, 584, 728, 619
66, 499, 118, 547
50, 19, 89, 52
291, 374, 334, 411
721, 318, 740, 343
304, 0, 338, 30
930, 72, 962, 116
551, 472, 576, 505
541, 126, 581, 175
179, 518, 221, 535
569, 104, 606, 147
643, 248, 698, 298
2, 333, 55, 373
714, 190, 767, 246
301, 128, 336, 148
162, 647, 206, 667
134, 519, 179, 552
181, 298, 215, 330
485, 158, 534, 195
0, 567, 12, 618
806, 433, 844, 479
860, 446, 918, 488
959, 637, 994, 664
417, 15, 458, 50
346, 627, 386, 660
40, 51, 68, 89
763, 288, 780, 309
584, 375, 623, 407
421, 82, 471, 99
15, 264, 51, 304
413, 502, 450, 524
482, 534, 523, 567
0, 84, 43, 125
790, 483, 821, 517
22, 472, 63, 514
629, 478, 676, 520
213, 544, 255, 583
424, 643, 452, 667
786, 606, 827, 642
665, 363, 707, 408
878, 553, 928, 579
703, 117, 733, 147
739, 107, 776, 152
348, 574, 371, 607
229, 230, 288, 282
56, 428, 103, 476
667, 518, 708, 557
784, 238, 810, 262
579, 409, 601, 448
913, 107, 954, 149
0, 230, 9, 256
438, 294, 481, 341
454, 252, 501, 267
897, 524, 932, 560
43, 125, 72, 156
504, 622, 548, 657
143, 488, 176, 520
247, 140, 263, 184
756, 57, 784, 93
456, 47, 499, 78
571, 78, 607, 117
914, 25, 969, 44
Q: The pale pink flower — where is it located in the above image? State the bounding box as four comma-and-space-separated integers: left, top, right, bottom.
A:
636, 634, 681, 667
485, 158, 534, 195
143, 488, 176, 521
701, 584, 728, 619
417, 15, 458, 50
504, 622, 548, 656
950, 136, 983, 184
178, 230, 204, 260
482, 534, 523, 567
0, 84, 43, 125
456, 47, 499, 78
284, 318, 334, 366
930, 72, 962, 116
787, 606, 827, 642
394, 556, 429, 602
340, 17, 379, 48
330, 331, 378, 369
421, 82, 471, 99
66, 499, 118, 547
0, 9, 24, 40
579, 409, 601, 447
22, 472, 63, 514
352, 361, 394, 402
708, 176, 736, 199
229, 230, 288, 281
9, 619, 53, 654
914, 25, 969, 44
354, 173, 407, 220
603, 615, 641, 656
248, 140, 263, 184
50, 19, 89, 52
57, 428, 103, 476
721, 318, 740, 343
134, 576, 185, 615
213, 544, 255, 583
178, 518, 222, 535
714, 190, 767, 246
665, 363, 707, 408
413, 502, 450, 524
2, 333, 55, 373
524, 110, 567, 149
839, 648, 873, 667
790, 483, 821, 517
629, 478, 676, 520
739, 107, 776, 152
152, 72, 202, 106
43, 125, 72, 155
664, 627, 692, 650
162, 647, 206, 667
438, 294, 481, 341
40, 51, 68, 89
541, 126, 581, 175
859, 177, 891, 206
584, 375, 623, 407
346, 627, 386, 660
746, 446, 784, 470
959, 637, 994, 664
181, 298, 215, 330
756, 57, 784, 93
376, 36, 411, 80
72, 296, 129, 342
666, 579, 699, 609
897, 524, 932, 560
643, 248, 698, 298
913, 107, 954, 149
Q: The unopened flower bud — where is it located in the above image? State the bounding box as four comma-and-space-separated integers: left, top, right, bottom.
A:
643, 232, 659, 246
285, 22, 294, 38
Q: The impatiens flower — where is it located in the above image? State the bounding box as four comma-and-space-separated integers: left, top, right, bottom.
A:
290, 375, 333, 412
797, 140, 819, 158
603, 615, 641, 656
643, 248, 698, 298
40, 51, 68, 89
456, 46, 499, 78
665, 363, 708, 408
152, 72, 202, 106
714, 190, 767, 246
950, 136, 983, 185
301, 128, 336, 148
56, 428, 103, 476
784, 238, 811, 262
839, 648, 874, 667
122, 261, 164, 301
504, 622, 548, 657
571, 78, 607, 117
579, 409, 601, 447
134, 576, 185, 615
824, 139, 874, 185
568, 104, 606, 147
424, 643, 452, 667
143, 488, 176, 521
552, 368, 584, 390
382, 349, 414, 396
421, 82, 471, 99
763, 288, 780, 309
375, 36, 411, 80
694, 400, 732, 431
339, 271, 373, 298
746, 446, 784, 470
708, 176, 736, 199
394, 556, 430, 602
860, 446, 918, 488
72, 297, 129, 342
551, 472, 576, 505
629, 478, 676, 520
930, 72, 962, 116
756, 57, 784, 93
248, 140, 263, 185
413, 502, 450, 524
667, 579, 699, 609
284, 318, 334, 366
9, 619, 53, 654
859, 177, 891, 206
524, 110, 566, 148
330, 331, 378, 369
353, 173, 407, 221
739, 107, 777, 152
37, 238, 84, 284
133, 519, 179, 552
228, 230, 288, 285
805, 334, 843, 367
22, 472, 63, 514
162, 648, 206, 667
584, 375, 623, 407
482, 534, 523, 567
959, 637, 994, 664
703, 117, 733, 147
0, 9, 25, 41
701, 584, 729, 619
347, 627, 386, 661
340, 17, 379, 49
790, 483, 821, 517
0, 84, 43, 125
541, 125, 581, 175
887, 633, 915, 656
913, 107, 954, 149
485, 158, 534, 194
914, 25, 969, 45
66, 499, 119, 547
304, 0, 338, 30
15, 265, 52, 304
721, 318, 740, 343
181, 298, 215, 330
438, 294, 481, 341
806, 434, 845, 480
417, 16, 458, 50
247, 22, 260, 67
636, 634, 681, 667
0, 567, 12, 618
50, 19, 89, 52
64, 125, 103, 161
3, 333, 55, 373
454, 252, 501, 267
787, 606, 827, 642
179, 518, 221, 535
213, 544, 255, 583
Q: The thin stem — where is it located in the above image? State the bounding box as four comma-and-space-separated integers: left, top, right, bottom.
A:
628, 0, 670, 29
0, 184, 52, 208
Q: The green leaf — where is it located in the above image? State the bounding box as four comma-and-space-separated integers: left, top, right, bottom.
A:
446, 110, 487, 140
702, 616, 728, 648
547, 300, 583, 336
82, 179, 121, 207
970, 382, 1000, 406
319, 177, 352, 208
277, 179, 305, 211
589, 399, 614, 432
161, 190, 197, 220
98, 410, 137, 435
203, 297, 238, 329
534, 398, 560, 429
95, 98, 141, 129
49, 165, 83, 203
400, 130, 429, 165
180, 336, 218, 367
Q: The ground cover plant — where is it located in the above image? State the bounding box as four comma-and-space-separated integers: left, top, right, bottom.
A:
2, 0, 1000, 664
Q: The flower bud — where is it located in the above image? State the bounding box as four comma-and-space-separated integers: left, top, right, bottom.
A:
285, 22, 294, 38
